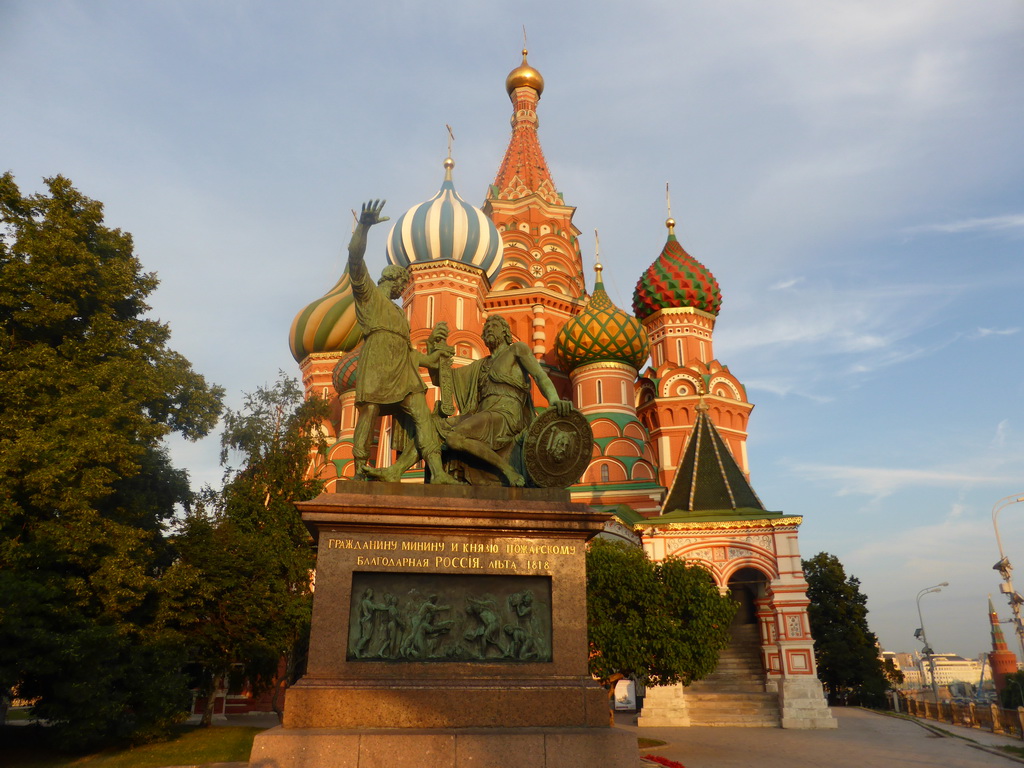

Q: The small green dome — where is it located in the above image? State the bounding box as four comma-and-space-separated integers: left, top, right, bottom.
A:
556, 264, 649, 371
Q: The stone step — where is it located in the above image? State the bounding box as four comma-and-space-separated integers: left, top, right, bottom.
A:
690, 695, 776, 705
679, 623, 779, 726
691, 683, 766, 693
688, 716, 781, 727
707, 663, 763, 673
686, 700, 779, 713
685, 691, 780, 727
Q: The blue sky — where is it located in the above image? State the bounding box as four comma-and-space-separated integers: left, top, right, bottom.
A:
3, 1, 1023, 660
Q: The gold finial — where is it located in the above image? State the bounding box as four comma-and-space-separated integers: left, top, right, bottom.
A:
443, 125, 456, 179
696, 393, 709, 412
665, 182, 676, 234
505, 40, 544, 96
594, 228, 604, 283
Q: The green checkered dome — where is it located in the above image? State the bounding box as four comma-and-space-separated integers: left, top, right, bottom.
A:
555, 264, 649, 371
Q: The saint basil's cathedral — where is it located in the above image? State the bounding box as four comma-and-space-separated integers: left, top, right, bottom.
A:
288, 51, 835, 728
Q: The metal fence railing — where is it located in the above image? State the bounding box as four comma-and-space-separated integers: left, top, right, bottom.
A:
904, 696, 1024, 739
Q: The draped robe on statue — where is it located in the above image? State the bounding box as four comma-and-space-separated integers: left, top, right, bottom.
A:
351, 268, 425, 407
443, 345, 537, 483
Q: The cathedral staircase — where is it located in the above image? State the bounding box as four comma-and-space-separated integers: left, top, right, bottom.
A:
684, 623, 780, 727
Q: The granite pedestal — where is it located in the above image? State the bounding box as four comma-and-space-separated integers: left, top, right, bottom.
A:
249, 483, 639, 768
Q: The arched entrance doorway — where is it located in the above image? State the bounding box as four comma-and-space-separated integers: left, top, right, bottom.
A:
727, 567, 768, 627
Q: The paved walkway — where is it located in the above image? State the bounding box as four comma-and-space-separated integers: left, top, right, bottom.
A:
621, 708, 1024, 768
178, 709, 1024, 767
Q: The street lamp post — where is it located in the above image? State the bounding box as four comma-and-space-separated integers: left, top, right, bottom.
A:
916, 582, 948, 702
992, 494, 1024, 659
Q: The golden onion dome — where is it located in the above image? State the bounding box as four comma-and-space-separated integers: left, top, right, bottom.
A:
505, 48, 544, 96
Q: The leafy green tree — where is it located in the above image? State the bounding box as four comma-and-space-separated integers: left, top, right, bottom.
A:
802, 552, 890, 706
586, 538, 736, 698
1001, 670, 1024, 709
882, 657, 904, 688
166, 375, 328, 724
0, 174, 224, 748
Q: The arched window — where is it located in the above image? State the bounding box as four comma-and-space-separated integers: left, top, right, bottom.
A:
600, 464, 610, 483
596, 380, 603, 404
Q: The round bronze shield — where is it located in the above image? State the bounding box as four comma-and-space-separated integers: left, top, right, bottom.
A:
523, 408, 593, 488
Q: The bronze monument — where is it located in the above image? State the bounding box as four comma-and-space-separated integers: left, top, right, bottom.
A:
249, 200, 635, 768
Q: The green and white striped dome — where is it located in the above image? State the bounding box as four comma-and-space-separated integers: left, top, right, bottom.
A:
386, 159, 503, 283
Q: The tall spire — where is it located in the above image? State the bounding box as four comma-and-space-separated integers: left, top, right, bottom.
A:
991, 595, 1011, 651
491, 48, 559, 205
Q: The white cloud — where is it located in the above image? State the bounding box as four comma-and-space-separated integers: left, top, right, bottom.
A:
904, 214, 1024, 236
993, 420, 1011, 449
741, 377, 834, 403
791, 464, 1017, 498
975, 327, 1020, 338
770, 277, 804, 290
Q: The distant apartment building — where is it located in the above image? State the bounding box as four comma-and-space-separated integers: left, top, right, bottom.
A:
882, 650, 990, 691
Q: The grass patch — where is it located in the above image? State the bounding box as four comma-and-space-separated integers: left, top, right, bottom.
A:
2, 725, 263, 768
1000, 745, 1024, 758
7, 709, 34, 722
637, 738, 667, 748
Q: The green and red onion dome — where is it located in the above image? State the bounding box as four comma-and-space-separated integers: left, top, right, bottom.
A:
633, 219, 721, 319
556, 264, 649, 372
288, 266, 362, 362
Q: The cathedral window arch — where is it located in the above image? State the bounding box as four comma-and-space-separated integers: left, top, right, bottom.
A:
456, 297, 464, 328
596, 380, 603, 404
426, 295, 434, 327
600, 464, 610, 483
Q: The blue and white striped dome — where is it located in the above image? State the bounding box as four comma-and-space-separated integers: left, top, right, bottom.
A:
386, 159, 503, 284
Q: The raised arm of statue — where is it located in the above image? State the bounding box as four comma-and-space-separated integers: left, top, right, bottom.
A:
347, 199, 389, 285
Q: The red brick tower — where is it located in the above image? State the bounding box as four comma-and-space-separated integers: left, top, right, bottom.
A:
634, 217, 754, 488
989, 596, 1019, 695
483, 48, 586, 380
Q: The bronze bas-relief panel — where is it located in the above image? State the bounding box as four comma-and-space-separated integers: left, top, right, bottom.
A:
347, 572, 552, 663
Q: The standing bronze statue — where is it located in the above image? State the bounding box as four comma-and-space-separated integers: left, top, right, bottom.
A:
347, 200, 456, 484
